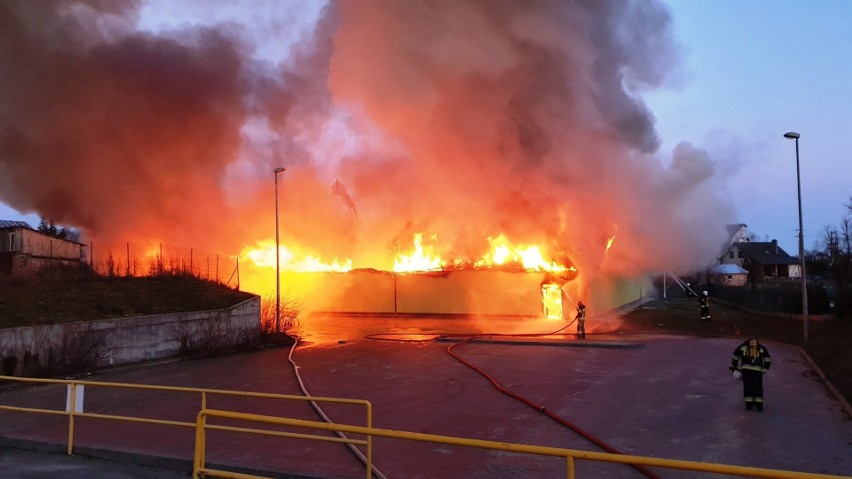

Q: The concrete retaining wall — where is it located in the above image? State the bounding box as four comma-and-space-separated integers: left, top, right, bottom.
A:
0, 296, 261, 376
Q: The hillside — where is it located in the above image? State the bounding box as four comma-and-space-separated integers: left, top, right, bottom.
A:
0, 271, 256, 328
618, 298, 852, 412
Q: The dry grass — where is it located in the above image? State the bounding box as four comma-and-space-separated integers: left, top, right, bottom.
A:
0, 267, 255, 328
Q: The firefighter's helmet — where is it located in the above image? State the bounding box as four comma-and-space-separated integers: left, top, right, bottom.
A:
578, 301, 585, 309
702, 290, 708, 296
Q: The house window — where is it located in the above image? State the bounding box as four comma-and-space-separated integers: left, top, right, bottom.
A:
8, 232, 15, 251
727, 275, 732, 280
729, 251, 734, 259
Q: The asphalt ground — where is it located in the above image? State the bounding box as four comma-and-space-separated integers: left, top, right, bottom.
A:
1, 313, 851, 478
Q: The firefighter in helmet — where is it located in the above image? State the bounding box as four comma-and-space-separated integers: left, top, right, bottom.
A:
730, 338, 772, 411
575, 301, 586, 339
699, 290, 711, 322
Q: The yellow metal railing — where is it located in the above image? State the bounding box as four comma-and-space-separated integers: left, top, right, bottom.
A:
0, 375, 373, 477
194, 408, 851, 479
1, 375, 848, 479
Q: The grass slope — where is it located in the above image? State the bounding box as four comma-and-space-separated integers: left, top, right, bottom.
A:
0, 272, 255, 328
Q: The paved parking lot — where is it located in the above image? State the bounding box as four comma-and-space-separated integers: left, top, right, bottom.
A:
1, 314, 851, 478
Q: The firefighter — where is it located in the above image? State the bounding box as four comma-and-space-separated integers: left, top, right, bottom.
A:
730, 338, 772, 411
699, 290, 711, 322
575, 301, 586, 339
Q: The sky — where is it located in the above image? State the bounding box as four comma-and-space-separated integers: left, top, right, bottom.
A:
1, 0, 849, 274
645, 1, 852, 254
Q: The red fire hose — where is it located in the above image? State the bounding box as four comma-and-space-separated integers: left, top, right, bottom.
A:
446, 334, 661, 479
365, 322, 661, 479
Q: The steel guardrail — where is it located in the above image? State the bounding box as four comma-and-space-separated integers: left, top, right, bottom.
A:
0, 374, 373, 476
0, 375, 847, 479
194, 408, 851, 479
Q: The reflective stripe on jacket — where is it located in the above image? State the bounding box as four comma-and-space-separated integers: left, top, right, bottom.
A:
731, 342, 771, 373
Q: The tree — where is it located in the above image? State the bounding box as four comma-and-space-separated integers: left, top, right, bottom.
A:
37, 217, 69, 240
818, 199, 852, 285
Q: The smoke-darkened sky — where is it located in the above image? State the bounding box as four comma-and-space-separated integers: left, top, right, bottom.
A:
1, 0, 749, 277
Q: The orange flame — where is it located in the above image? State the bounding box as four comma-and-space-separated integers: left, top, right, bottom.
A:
242, 232, 577, 276
393, 233, 442, 272
476, 234, 570, 272
241, 240, 352, 272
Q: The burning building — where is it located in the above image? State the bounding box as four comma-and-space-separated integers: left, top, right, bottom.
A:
0, 1, 735, 321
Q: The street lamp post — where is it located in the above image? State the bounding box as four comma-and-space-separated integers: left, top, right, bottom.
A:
784, 132, 808, 341
273, 167, 286, 334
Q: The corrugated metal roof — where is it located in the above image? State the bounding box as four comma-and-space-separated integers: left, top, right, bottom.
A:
0, 220, 33, 229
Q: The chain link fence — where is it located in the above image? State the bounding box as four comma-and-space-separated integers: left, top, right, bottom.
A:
86, 241, 240, 289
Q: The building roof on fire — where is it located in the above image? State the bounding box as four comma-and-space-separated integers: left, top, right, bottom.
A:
733, 241, 799, 266
0, 220, 33, 230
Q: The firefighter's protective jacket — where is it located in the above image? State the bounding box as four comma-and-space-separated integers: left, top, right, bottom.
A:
731, 339, 772, 373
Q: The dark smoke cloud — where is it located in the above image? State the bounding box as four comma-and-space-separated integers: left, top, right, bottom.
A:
329, 0, 734, 274
0, 0, 735, 279
0, 1, 249, 248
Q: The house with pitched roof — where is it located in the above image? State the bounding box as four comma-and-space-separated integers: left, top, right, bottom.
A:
0, 220, 85, 275
718, 225, 799, 283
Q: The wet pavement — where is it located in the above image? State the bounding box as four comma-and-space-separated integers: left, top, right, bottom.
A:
1, 313, 851, 478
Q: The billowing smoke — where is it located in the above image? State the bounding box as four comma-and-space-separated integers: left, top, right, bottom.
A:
0, 0, 734, 284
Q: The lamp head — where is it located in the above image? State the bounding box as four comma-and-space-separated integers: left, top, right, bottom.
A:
273, 167, 286, 174
783, 132, 800, 139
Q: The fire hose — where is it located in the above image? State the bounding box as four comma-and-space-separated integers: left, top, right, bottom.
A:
364, 320, 661, 479
286, 334, 389, 479
446, 333, 661, 479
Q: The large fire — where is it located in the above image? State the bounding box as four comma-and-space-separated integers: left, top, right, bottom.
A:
238, 231, 586, 320
3, 1, 721, 327
242, 232, 577, 277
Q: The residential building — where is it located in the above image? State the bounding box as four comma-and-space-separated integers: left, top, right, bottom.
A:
720, 238, 799, 282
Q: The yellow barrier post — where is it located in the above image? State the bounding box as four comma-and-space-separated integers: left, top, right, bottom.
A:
67, 381, 77, 455
193, 410, 206, 479
200, 391, 208, 469
566, 455, 575, 479
366, 401, 373, 479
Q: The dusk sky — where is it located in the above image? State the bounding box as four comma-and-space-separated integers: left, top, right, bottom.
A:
645, 0, 852, 255
1, 0, 849, 268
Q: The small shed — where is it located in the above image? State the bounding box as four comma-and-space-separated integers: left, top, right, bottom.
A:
0, 220, 85, 275
711, 263, 749, 287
